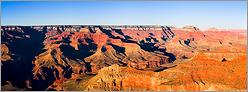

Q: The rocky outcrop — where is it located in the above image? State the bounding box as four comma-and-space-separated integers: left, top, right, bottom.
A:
85, 53, 246, 91
1, 44, 12, 62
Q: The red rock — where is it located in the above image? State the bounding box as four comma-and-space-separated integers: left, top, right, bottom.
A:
1, 25, 246, 91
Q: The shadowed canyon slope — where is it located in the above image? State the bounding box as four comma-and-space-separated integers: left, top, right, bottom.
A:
1, 25, 247, 91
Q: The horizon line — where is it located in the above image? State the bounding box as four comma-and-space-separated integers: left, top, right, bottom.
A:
1, 24, 247, 30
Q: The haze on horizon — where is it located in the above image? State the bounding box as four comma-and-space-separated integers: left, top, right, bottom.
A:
1, 1, 247, 29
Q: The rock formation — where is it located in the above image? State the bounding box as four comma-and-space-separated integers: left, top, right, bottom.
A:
85, 53, 246, 91
1, 44, 12, 62
1, 25, 246, 91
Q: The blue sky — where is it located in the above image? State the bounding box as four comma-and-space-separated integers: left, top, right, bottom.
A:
1, 1, 247, 29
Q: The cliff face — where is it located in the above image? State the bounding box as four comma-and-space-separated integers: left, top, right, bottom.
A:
1, 25, 247, 91
85, 53, 246, 91
1, 44, 12, 62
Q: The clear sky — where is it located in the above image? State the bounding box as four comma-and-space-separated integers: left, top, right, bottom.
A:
1, 1, 247, 29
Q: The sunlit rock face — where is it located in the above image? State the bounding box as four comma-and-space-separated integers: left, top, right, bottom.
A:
1, 25, 246, 91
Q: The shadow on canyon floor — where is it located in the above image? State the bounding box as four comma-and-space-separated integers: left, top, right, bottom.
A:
1, 26, 47, 90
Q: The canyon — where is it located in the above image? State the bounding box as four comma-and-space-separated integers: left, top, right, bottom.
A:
1, 25, 247, 91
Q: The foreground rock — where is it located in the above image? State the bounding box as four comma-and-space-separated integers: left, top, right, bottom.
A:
85, 53, 246, 91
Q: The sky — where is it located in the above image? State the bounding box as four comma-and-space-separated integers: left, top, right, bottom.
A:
1, 1, 247, 29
